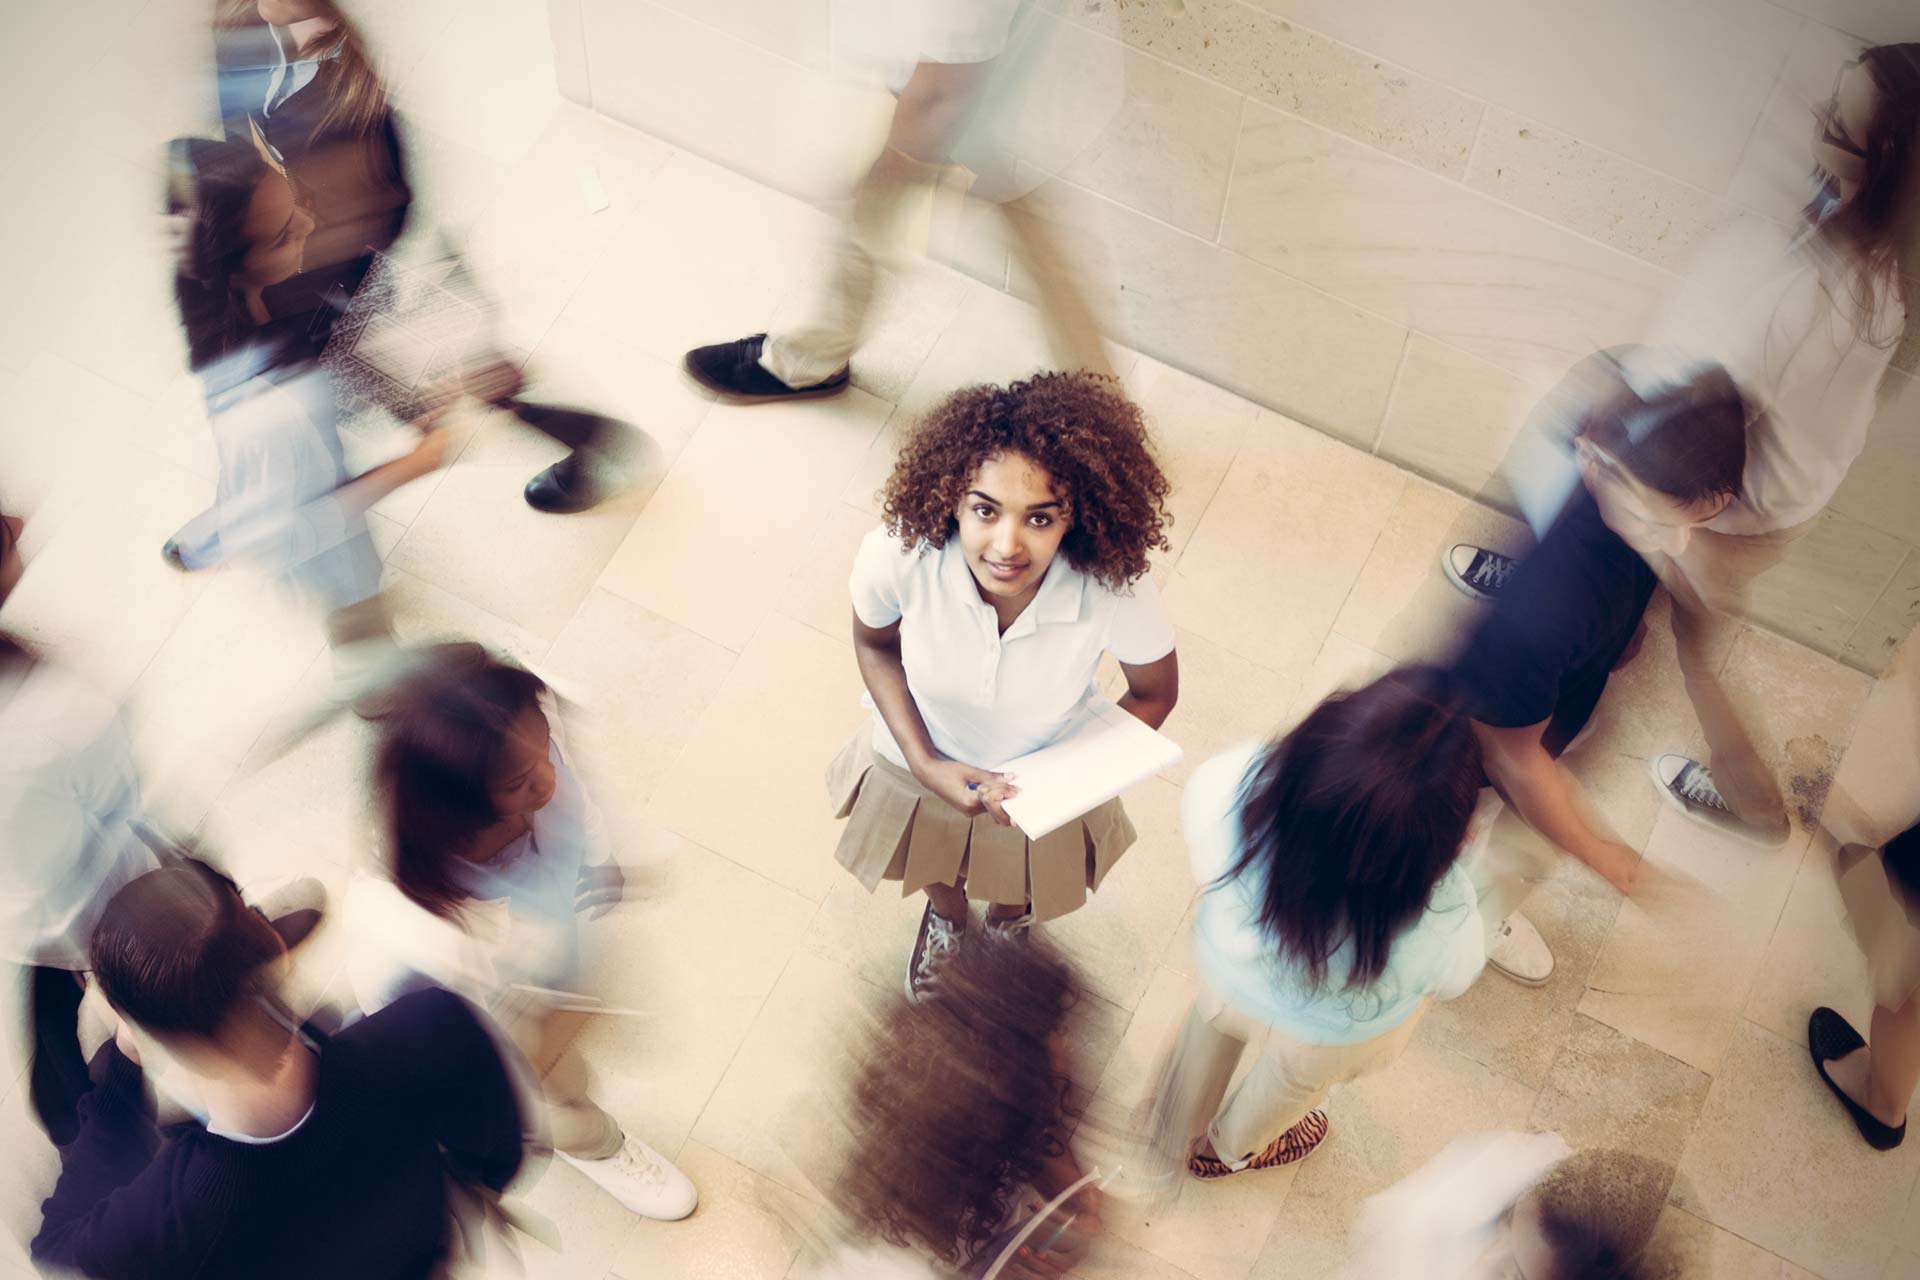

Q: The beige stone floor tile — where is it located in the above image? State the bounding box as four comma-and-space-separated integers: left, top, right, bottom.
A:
608, 1140, 814, 1280
1162, 410, 1408, 674
1841, 550, 1919, 678
1331, 474, 1530, 668
1465, 106, 1733, 273
1578, 806, 1812, 1075
1374, 334, 1545, 506
1530, 1013, 1712, 1168
1123, 358, 1263, 568
1238, 0, 1798, 191
993, 179, 1406, 449
1221, 101, 1673, 389
385, 364, 699, 640
1719, 627, 1874, 837
648, 0, 833, 71
1286, 632, 1395, 723
1673, 1021, 1920, 1280
1149, 628, 1298, 789
687, 948, 895, 1204
648, 612, 870, 901
1744, 831, 1877, 1048
572, 826, 817, 1168
389, 0, 560, 166
1422, 859, 1622, 1090
776, 504, 875, 646
1832, 369, 1920, 547
1, 350, 150, 544
1059, 46, 1242, 239
0, 447, 215, 698
382, 566, 555, 668
121, 570, 329, 776
597, 387, 889, 651
1744, 511, 1912, 658
199, 693, 380, 877
1057, 0, 1482, 180
1046, 777, 1195, 1012
1246, 1037, 1537, 1280
1882, 1251, 1920, 1280
801, 873, 929, 1001
485, 1149, 641, 1280
1646, 1205, 1814, 1280
562, 148, 840, 370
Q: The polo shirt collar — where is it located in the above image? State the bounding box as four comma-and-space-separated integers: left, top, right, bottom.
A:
940, 539, 1087, 640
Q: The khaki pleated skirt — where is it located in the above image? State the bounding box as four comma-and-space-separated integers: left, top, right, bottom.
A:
825, 731, 1137, 924
1835, 842, 1920, 1009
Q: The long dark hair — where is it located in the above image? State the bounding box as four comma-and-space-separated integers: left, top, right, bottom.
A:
1223, 667, 1484, 992
1813, 43, 1920, 344
838, 938, 1079, 1267
167, 136, 280, 371
369, 643, 548, 919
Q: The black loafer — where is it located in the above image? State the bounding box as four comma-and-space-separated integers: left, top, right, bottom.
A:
1809, 1006, 1906, 1150
524, 451, 607, 514
683, 334, 849, 401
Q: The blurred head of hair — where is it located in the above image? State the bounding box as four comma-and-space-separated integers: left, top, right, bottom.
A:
166, 135, 306, 370
1883, 819, 1920, 905
90, 858, 289, 1062
1577, 360, 1748, 506
215, 0, 391, 140
1513, 1149, 1673, 1280
1817, 43, 1920, 338
835, 936, 1078, 1268
367, 642, 548, 919
1227, 666, 1484, 993
0, 504, 25, 617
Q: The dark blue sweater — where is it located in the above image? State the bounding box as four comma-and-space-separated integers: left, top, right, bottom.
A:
32, 989, 523, 1279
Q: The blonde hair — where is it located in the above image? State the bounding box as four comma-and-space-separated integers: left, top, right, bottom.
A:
213, 0, 392, 140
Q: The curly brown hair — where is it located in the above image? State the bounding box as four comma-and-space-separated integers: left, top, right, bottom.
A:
880, 372, 1173, 591
835, 937, 1080, 1268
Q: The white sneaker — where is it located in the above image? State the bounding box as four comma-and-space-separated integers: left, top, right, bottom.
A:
1487, 912, 1554, 986
559, 1135, 698, 1221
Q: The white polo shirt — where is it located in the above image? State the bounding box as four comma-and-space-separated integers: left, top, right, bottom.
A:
850, 526, 1175, 771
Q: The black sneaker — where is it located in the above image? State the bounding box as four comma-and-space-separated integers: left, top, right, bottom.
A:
906, 901, 965, 1003
683, 334, 849, 402
1442, 543, 1519, 601
1650, 754, 1790, 847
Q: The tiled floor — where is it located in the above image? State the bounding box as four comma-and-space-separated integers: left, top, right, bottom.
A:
2, 3, 1919, 1278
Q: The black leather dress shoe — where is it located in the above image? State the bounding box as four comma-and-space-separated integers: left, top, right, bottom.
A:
683, 334, 849, 400
1809, 1006, 1907, 1150
524, 451, 607, 514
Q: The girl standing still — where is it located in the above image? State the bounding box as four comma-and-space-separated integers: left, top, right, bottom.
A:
831, 371, 1179, 1000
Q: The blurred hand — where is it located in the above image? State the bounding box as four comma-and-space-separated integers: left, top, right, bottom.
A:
575, 862, 628, 919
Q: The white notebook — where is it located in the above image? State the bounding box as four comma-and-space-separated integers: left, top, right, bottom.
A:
996, 702, 1183, 841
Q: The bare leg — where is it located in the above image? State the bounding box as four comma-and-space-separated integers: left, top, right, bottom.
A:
1667, 576, 1790, 835
922, 879, 970, 922
1826, 994, 1920, 1127
1001, 192, 1115, 379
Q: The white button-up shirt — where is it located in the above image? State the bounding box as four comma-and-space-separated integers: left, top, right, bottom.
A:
850, 526, 1175, 771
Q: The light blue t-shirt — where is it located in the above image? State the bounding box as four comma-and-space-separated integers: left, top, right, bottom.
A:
1184, 741, 1487, 1045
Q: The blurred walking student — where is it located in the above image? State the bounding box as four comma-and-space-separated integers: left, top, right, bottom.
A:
1813, 817, 1920, 1150
1444, 363, 1743, 986
1143, 670, 1489, 1182
829, 373, 1178, 1000
31, 858, 524, 1279
1446, 42, 1919, 847
206, 0, 625, 512
157, 136, 460, 698
685, 0, 1119, 399
342, 642, 698, 1222
0, 508, 158, 1148
1340, 1132, 1673, 1280
827, 935, 1107, 1276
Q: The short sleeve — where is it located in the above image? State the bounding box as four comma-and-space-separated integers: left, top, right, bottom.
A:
1104, 573, 1175, 666
849, 526, 910, 629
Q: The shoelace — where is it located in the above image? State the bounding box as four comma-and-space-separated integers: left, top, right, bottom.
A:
914, 913, 961, 986
610, 1140, 668, 1186
1674, 762, 1731, 813
982, 913, 1031, 939
1467, 549, 1517, 591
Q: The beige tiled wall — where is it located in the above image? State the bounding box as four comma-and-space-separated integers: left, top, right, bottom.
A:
548, 0, 1920, 673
